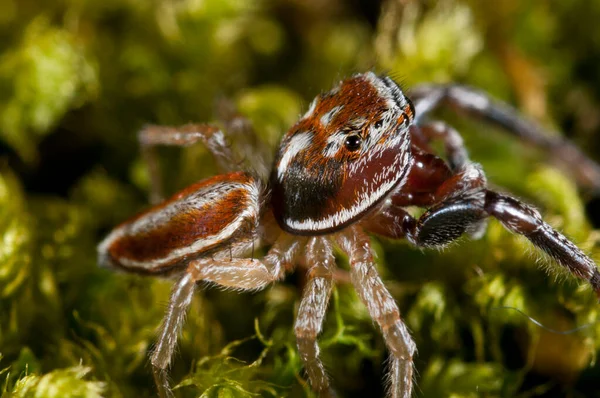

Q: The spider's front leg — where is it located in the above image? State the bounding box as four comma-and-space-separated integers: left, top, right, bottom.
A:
483, 190, 600, 296
409, 84, 600, 193
295, 237, 336, 397
336, 227, 416, 398
364, 161, 600, 298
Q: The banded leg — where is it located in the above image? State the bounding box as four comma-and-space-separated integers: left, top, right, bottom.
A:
295, 237, 336, 397
138, 124, 236, 203
336, 227, 416, 398
364, 186, 600, 297
484, 190, 600, 298
409, 84, 600, 192
151, 235, 302, 398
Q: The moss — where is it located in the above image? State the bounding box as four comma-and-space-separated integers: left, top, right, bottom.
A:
0, 1, 599, 397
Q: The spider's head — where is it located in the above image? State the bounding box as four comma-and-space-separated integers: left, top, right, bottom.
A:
271, 72, 414, 235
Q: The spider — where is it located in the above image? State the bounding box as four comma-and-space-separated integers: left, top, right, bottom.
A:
98, 72, 600, 398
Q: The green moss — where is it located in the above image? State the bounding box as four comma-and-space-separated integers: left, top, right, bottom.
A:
0, 0, 600, 397
0, 170, 31, 298
8, 365, 104, 398
0, 18, 98, 162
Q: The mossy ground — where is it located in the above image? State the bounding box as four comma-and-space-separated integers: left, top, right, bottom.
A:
1, 1, 600, 397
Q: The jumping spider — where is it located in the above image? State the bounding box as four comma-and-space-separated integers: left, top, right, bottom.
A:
98, 72, 600, 397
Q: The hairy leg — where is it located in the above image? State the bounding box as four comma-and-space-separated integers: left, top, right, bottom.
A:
295, 237, 336, 396
336, 227, 416, 398
138, 124, 236, 203
409, 84, 600, 193
151, 234, 302, 397
364, 171, 600, 297
484, 190, 600, 297
214, 98, 272, 179
152, 273, 196, 398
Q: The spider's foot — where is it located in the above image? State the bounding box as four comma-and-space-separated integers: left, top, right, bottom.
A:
153, 367, 174, 398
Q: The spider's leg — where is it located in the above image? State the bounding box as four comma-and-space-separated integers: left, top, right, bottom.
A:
295, 237, 336, 397
336, 227, 416, 398
138, 124, 237, 203
410, 123, 469, 171
365, 163, 600, 298
409, 84, 600, 193
152, 273, 195, 398
484, 189, 600, 298
188, 233, 303, 290
151, 235, 301, 398
214, 98, 272, 179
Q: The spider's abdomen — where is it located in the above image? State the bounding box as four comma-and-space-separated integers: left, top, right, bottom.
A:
271, 72, 414, 235
98, 172, 262, 274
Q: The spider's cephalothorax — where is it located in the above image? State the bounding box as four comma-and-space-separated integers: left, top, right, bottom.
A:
98, 73, 600, 398
271, 72, 415, 235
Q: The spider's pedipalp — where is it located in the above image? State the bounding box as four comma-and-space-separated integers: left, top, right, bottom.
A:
366, 159, 600, 298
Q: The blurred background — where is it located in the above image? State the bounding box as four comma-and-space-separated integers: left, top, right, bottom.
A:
1, 0, 600, 397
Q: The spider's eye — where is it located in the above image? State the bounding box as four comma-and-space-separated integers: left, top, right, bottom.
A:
374, 119, 383, 129
345, 134, 362, 151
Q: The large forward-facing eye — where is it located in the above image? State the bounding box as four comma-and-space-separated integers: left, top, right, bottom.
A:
344, 134, 362, 151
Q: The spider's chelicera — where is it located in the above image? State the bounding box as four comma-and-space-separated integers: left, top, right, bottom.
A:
98, 72, 600, 398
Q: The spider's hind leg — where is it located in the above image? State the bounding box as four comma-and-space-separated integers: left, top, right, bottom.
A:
138, 124, 238, 203
409, 84, 600, 193
152, 273, 196, 398
151, 234, 302, 398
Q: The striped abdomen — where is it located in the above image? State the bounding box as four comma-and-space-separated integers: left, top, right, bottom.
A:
98, 172, 262, 274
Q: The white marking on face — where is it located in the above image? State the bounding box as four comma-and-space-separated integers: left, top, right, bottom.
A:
322, 117, 368, 158
277, 132, 313, 180
322, 131, 345, 158
286, 135, 412, 232
320, 105, 343, 127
